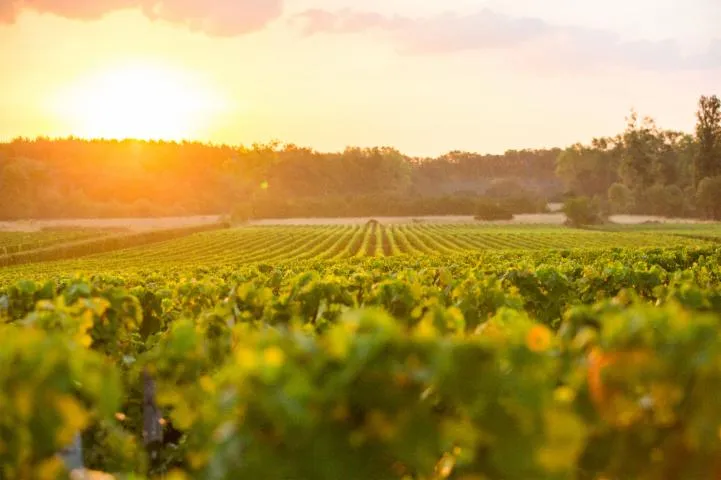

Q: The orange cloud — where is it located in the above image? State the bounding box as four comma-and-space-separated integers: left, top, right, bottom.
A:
2, 0, 283, 35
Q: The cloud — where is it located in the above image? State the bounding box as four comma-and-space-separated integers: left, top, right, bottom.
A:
293, 8, 408, 35
0, 0, 283, 35
293, 8, 721, 71
0, 1, 20, 22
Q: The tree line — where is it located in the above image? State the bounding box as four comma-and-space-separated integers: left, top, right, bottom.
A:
0, 95, 718, 220
0, 139, 558, 220
557, 95, 721, 219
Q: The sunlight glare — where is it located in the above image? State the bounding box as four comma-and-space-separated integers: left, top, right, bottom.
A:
54, 62, 226, 141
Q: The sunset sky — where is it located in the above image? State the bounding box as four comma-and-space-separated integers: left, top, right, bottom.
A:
1, 0, 719, 156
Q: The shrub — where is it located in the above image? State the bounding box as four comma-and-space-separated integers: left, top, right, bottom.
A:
474, 201, 514, 221
563, 197, 604, 227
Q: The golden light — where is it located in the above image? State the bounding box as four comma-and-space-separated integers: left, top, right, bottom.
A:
54, 62, 225, 141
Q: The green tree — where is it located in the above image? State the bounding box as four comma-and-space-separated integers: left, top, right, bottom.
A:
696, 176, 721, 219
0, 157, 50, 219
607, 183, 634, 214
652, 131, 693, 187
694, 95, 721, 188
662, 184, 686, 218
556, 139, 619, 197
645, 184, 685, 217
619, 112, 659, 193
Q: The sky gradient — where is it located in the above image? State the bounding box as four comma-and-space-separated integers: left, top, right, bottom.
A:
1, 0, 719, 156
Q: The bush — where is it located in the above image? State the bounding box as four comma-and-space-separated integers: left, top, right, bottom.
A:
474, 201, 514, 221
563, 197, 604, 227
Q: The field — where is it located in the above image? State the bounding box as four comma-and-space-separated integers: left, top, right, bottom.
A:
0, 223, 714, 279
2, 222, 721, 479
0, 229, 114, 254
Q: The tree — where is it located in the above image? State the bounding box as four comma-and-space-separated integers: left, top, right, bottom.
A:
662, 185, 686, 218
694, 95, 721, 188
652, 131, 693, 187
0, 157, 50, 219
556, 140, 619, 197
697, 176, 721, 219
619, 112, 657, 193
607, 183, 634, 214
645, 184, 685, 217
484, 178, 525, 198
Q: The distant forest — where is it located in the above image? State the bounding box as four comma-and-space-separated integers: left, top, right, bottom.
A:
0, 95, 719, 220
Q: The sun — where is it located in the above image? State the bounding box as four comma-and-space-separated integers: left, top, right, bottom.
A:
54, 62, 225, 141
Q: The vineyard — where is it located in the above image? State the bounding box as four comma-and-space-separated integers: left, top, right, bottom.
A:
2, 223, 721, 479
0, 229, 114, 255
0, 223, 715, 278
